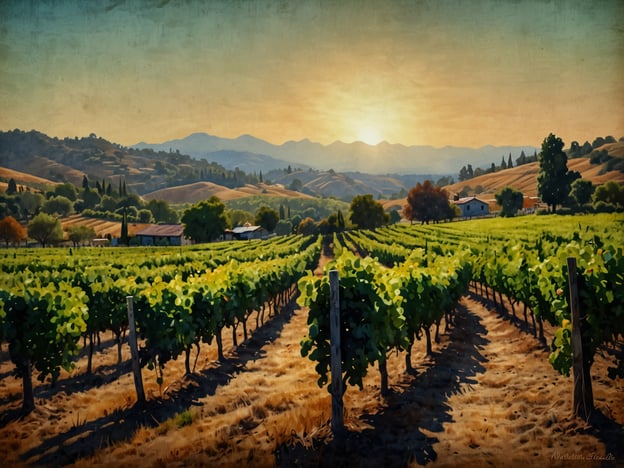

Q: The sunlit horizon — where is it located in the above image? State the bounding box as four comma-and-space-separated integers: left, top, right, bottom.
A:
1, 0, 622, 150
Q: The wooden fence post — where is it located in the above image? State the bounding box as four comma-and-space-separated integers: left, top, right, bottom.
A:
126, 296, 146, 404
567, 257, 593, 420
329, 269, 344, 434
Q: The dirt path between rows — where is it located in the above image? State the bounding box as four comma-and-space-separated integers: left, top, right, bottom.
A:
0, 255, 622, 466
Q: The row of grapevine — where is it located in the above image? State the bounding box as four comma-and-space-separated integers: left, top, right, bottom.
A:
349, 214, 623, 383
0, 235, 321, 411
298, 236, 471, 395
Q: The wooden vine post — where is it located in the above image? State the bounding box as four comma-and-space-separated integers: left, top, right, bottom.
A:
567, 257, 593, 420
126, 296, 146, 404
329, 269, 344, 434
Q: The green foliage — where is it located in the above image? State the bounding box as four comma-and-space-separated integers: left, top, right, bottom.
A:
67, 225, 96, 246
349, 194, 389, 229
254, 206, 280, 232
0, 279, 88, 410
181, 196, 228, 243
495, 186, 523, 217
42, 195, 74, 217
570, 179, 594, 207
537, 133, 578, 212
592, 181, 624, 209
147, 199, 179, 224
27, 212, 63, 247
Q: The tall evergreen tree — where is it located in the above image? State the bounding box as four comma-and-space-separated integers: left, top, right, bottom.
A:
82, 175, 90, 190
508, 153, 513, 168
537, 133, 575, 212
7, 178, 17, 195
120, 208, 129, 245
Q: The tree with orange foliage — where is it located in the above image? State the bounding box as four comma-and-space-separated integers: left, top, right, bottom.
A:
403, 180, 456, 224
0, 215, 27, 247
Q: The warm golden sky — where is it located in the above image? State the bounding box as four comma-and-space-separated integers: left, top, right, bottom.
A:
1, 0, 623, 148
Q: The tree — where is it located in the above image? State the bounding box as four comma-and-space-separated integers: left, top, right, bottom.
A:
67, 225, 96, 247
76, 188, 101, 211
7, 178, 18, 195
27, 213, 63, 247
119, 209, 129, 245
137, 209, 153, 223
181, 197, 227, 243
570, 179, 594, 207
53, 183, 78, 201
297, 217, 319, 236
16, 191, 44, 219
254, 206, 279, 232
516, 150, 527, 166
458, 166, 469, 181
0, 216, 26, 247
227, 209, 253, 227
403, 180, 453, 224
42, 195, 74, 217
537, 133, 576, 212
592, 181, 624, 209
274, 219, 293, 236
147, 199, 178, 224
82, 175, 90, 190
349, 194, 389, 230
495, 187, 523, 217
507, 153, 513, 168
289, 178, 303, 192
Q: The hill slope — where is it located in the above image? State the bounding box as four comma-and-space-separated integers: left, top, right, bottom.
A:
0, 130, 253, 195
444, 149, 624, 200
143, 182, 314, 205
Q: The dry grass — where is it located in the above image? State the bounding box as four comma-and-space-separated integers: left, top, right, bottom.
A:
142, 181, 314, 205
444, 157, 624, 200
0, 279, 622, 466
0, 166, 58, 186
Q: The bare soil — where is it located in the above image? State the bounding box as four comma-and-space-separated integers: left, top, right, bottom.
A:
0, 260, 622, 467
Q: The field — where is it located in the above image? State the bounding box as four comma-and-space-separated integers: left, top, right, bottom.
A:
0, 214, 623, 466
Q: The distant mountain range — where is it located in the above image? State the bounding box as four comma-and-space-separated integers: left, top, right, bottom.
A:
134, 133, 539, 175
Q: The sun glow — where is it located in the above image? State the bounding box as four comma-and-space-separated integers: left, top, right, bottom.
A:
356, 126, 383, 146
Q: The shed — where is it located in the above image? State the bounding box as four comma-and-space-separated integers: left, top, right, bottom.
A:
135, 224, 186, 246
453, 197, 490, 218
225, 224, 267, 241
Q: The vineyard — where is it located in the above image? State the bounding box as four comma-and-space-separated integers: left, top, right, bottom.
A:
0, 213, 623, 466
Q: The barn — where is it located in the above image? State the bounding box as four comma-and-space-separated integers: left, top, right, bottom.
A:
135, 224, 186, 246
454, 197, 490, 218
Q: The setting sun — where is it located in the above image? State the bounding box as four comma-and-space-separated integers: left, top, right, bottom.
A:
357, 126, 383, 145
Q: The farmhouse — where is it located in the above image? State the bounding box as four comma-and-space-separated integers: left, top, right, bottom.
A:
454, 197, 489, 218
225, 224, 267, 241
135, 224, 186, 246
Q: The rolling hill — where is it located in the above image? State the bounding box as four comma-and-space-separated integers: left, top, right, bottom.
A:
443, 142, 624, 202
2, 129, 623, 209
143, 182, 314, 205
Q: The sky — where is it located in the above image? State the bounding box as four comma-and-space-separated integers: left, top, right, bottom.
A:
1, 0, 623, 149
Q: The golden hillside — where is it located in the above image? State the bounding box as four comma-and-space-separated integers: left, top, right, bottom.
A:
0, 166, 58, 191
444, 153, 624, 202
143, 182, 314, 205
